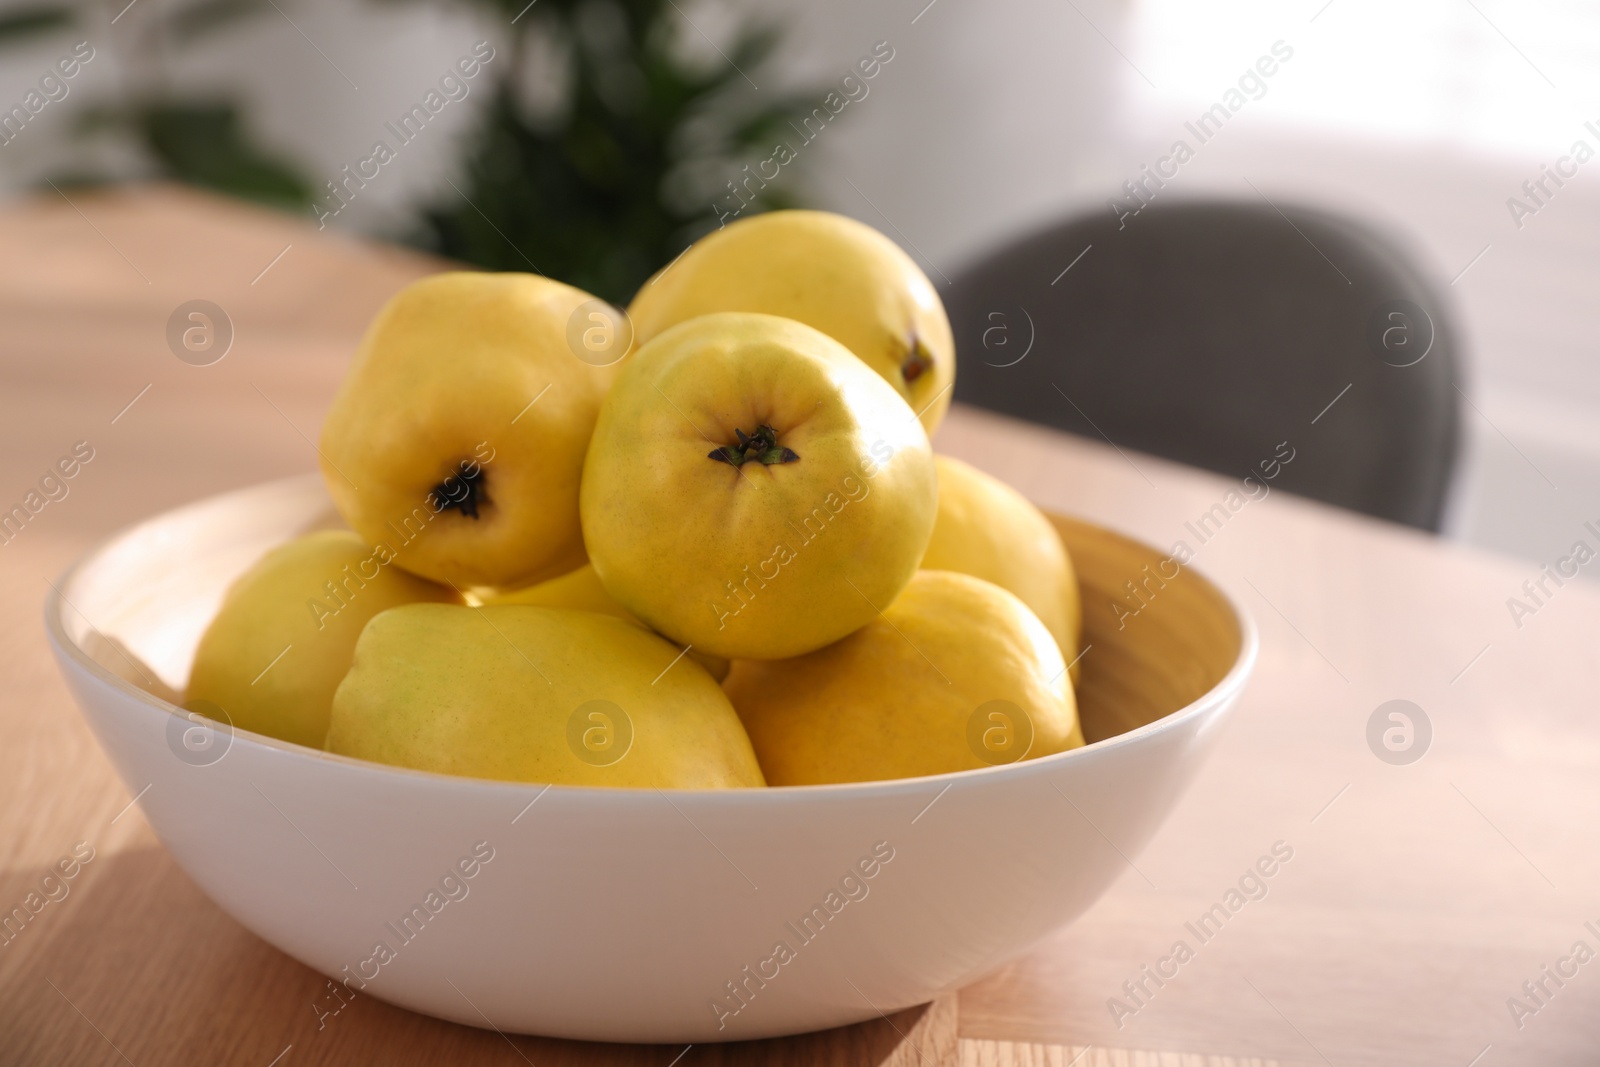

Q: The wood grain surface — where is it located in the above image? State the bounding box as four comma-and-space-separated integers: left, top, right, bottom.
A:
957, 1042, 1311, 1067
2, 186, 1598, 1066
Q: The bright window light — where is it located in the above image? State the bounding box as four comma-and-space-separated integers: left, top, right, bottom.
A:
1127, 0, 1600, 157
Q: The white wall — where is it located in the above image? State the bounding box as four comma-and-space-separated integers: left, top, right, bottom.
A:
3, 0, 1595, 572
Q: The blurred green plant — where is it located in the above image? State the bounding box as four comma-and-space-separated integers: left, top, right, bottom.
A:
0, 0, 819, 303
0, 0, 313, 209
400, 0, 820, 304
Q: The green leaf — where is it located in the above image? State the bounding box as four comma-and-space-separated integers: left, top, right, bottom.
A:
38, 169, 116, 192
726, 24, 781, 71
72, 104, 135, 136
729, 93, 821, 146
164, 0, 275, 43
138, 101, 313, 209
0, 5, 74, 44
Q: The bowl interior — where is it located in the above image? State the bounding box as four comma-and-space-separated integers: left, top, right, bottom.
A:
56, 476, 1244, 762
1051, 514, 1241, 744
56, 477, 346, 696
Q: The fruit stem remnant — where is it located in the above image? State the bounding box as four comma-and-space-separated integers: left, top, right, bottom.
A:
901, 335, 934, 385
708, 424, 800, 467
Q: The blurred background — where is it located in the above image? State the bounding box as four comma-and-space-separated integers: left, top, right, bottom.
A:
2, 0, 1596, 570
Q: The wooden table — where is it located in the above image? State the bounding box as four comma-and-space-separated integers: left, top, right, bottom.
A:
2, 186, 1597, 1066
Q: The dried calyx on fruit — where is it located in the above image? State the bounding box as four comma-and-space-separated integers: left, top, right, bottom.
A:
430, 460, 488, 519
901, 334, 934, 385
708, 425, 800, 467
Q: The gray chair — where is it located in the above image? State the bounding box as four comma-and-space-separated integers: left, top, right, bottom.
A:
945, 199, 1461, 530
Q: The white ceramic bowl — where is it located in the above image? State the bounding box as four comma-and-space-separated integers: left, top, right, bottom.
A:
46, 474, 1255, 1043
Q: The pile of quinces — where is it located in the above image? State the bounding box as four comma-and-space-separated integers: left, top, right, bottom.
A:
186, 211, 1084, 788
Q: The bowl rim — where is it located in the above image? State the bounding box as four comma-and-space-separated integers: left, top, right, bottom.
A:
45, 474, 1259, 805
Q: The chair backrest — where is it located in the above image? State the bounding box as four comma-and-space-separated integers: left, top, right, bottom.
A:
945, 199, 1462, 530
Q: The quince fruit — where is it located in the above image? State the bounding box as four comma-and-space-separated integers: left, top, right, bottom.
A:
724, 570, 1082, 785
319, 272, 622, 590
325, 603, 764, 788
483, 564, 730, 681
628, 210, 955, 433
580, 312, 936, 660
186, 530, 459, 748
921, 455, 1082, 680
